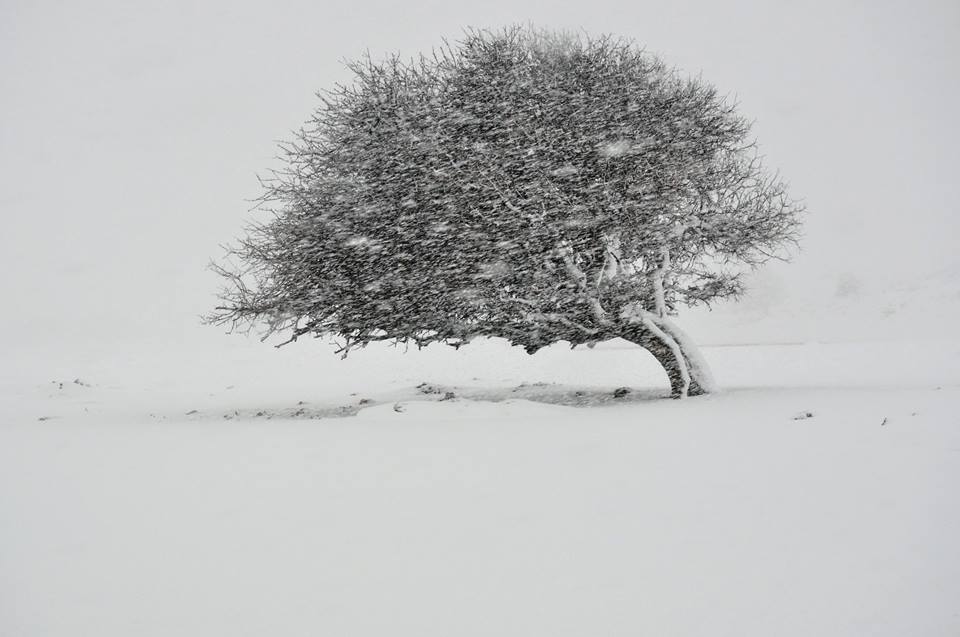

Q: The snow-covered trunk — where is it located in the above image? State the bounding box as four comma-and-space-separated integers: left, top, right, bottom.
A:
622, 320, 692, 398
620, 304, 716, 398
598, 233, 622, 284
652, 314, 717, 396
650, 246, 670, 317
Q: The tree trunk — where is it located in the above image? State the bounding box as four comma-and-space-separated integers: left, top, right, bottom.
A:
620, 315, 715, 399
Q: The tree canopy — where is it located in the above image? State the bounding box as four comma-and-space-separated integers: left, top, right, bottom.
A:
209, 26, 803, 397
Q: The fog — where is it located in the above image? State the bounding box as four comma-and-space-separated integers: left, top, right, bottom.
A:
2, 0, 957, 354
3, 7, 960, 633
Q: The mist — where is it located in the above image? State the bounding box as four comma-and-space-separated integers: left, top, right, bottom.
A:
2, 0, 958, 353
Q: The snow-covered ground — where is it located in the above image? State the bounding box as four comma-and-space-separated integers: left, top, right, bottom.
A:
3, 2, 959, 633
2, 321, 959, 636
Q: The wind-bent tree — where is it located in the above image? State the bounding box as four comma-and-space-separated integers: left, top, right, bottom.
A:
209, 26, 803, 398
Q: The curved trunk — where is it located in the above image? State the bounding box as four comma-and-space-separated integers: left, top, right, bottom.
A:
620, 311, 715, 399
654, 315, 717, 396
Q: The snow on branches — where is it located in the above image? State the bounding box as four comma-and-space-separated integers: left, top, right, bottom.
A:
208, 26, 803, 397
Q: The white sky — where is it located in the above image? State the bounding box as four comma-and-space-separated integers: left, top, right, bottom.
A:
1, 0, 958, 351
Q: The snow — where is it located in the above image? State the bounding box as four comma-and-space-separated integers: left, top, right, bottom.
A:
2, 4, 959, 635
658, 315, 718, 394
2, 329, 959, 636
598, 139, 633, 158
549, 164, 580, 177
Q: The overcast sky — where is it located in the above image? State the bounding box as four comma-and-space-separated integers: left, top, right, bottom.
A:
2, 0, 957, 352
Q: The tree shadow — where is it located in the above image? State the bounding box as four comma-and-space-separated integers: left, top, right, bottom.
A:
196, 381, 671, 421
462, 382, 669, 407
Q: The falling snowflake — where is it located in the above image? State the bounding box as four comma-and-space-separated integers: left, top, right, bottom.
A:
550, 165, 580, 177
598, 140, 632, 158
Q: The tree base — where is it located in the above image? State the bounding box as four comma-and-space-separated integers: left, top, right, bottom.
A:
620, 316, 713, 399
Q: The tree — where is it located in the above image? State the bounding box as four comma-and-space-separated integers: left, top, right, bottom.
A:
208, 26, 803, 398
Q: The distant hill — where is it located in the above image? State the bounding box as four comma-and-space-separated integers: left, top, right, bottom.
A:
681, 261, 960, 345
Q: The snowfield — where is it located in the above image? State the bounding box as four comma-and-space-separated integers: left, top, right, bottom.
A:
4, 2, 959, 635
2, 333, 958, 636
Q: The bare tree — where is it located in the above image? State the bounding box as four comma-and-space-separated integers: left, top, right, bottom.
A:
208, 26, 803, 398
